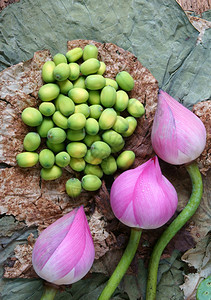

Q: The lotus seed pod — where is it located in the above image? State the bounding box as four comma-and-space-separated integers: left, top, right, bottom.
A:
68, 63, 80, 81
57, 94, 75, 117
84, 164, 103, 178
53, 53, 67, 65
47, 127, 66, 144
81, 174, 102, 191
41, 165, 62, 181
16, 152, 39, 168
57, 80, 73, 95
55, 151, 71, 167
66, 142, 87, 158
83, 44, 98, 60
67, 128, 86, 141
115, 71, 134, 91
112, 116, 129, 134
116, 150, 135, 170
105, 78, 118, 90
73, 76, 86, 89
38, 83, 60, 102
39, 102, 56, 116
68, 87, 89, 104
89, 105, 103, 119
98, 108, 117, 130
42, 61, 55, 83
69, 158, 86, 172
65, 178, 82, 197
22, 107, 43, 127
39, 149, 55, 169
100, 85, 116, 108
23, 132, 41, 151
66, 47, 83, 62
97, 61, 106, 75
88, 90, 101, 105
53, 63, 70, 81
46, 140, 65, 153
67, 113, 86, 130
74, 104, 90, 118
83, 134, 101, 147
52, 111, 68, 129
84, 150, 102, 165
37, 118, 54, 138
85, 75, 106, 90
122, 116, 137, 137
114, 90, 129, 112
127, 98, 145, 118
91, 141, 111, 159
80, 58, 100, 76
101, 155, 117, 175
196, 275, 211, 300
85, 118, 99, 136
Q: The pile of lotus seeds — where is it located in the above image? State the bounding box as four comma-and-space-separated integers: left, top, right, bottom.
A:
16, 44, 145, 197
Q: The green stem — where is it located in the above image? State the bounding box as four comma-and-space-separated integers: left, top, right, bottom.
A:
146, 162, 203, 300
98, 228, 142, 300
40, 285, 58, 300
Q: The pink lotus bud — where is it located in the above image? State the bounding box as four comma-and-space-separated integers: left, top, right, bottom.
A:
151, 90, 206, 165
32, 206, 95, 285
110, 157, 178, 229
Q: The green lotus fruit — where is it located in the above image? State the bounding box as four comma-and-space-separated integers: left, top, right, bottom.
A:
53, 53, 67, 65
16, 152, 39, 168
98, 108, 117, 130
196, 275, 211, 300
102, 129, 124, 150
56, 94, 75, 116
84, 164, 103, 178
47, 127, 66, 144
23, 132, 41, 151
68, 87, 89, 104
85, 118, 99, 136
97, 61, 106, 75
116, 150, 135, 170
65, 178, 82, 197
83, 44, 98, 60
52, 111, 68, 129
112, 116, 129, 134
46, 140, 65, 153
122, 116, 137, 137
55, 151, 70, 167
22, 107, 43, 127
38, 83, 60, 101
110, 141, 125, 153
101, 155, 117, 175
85, 75, 106, 90
68, 63, 80, 81
91, 141, 111, 159
84, 150, 102, 165
53, 63, 70, 81
37, 118, 54, 138
81, 174, 102, 191
69, 157, 86, 172
67, 113, 86, 130
89, 104, 103, 119
67, 128, 86, 141
57, 79, 73, 95
42, 61, 55, 83
80, 58, 100, 76
39, 102, 56, 116
39, 149, 55, 169
88, 90, 101, 105
100, 85, 116, 107
74, 104, 90, 118
66, 142, 87, 158
127, 98, 145, 117
115, 71, 134, 91
66, 47, 83, 62
41, 165, 62, 181
114, 90, 129, 112
105, 78, 118, 90
83, 134, 101, 147
73, 76, 86, 89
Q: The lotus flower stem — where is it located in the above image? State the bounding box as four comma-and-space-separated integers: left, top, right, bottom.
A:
98, 228, 142, 300
146, 162, 203, 300
40, 285, 57, 300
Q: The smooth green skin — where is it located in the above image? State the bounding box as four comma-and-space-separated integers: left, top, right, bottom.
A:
38, 83, 60, 102
57, 94, 75, 116
39, 102, 56, 116
81, 174, 102, 191
91, 141, 111, 159
111, 141, 125, 154
53, 63, 70, 81
37, 118, 54, 138
53, 53, 67, 65
98, 229, 142, 300
97, 61, 106, 75
52, 111, 68, 129
83, 44, 98, 60
85, 75, 106, 90
112, 116, 129, 134
16, 152, 38, 168
89, 104, 103, 119
67, 113, 86, 130
146, 163, 203, 300
99, 108, 117, 130
68, 87, 89, 104
39, 149, 55, 169
115, 71, 134, 91
85, 118, 99, 136
22, 107, 43, 127
47, 127, 66, 144
114, 90, 129, 112
84, 150, 102, 165
66, 142, 87, 158
67, 128, 86, 141
122, 116, 137, 137
23, 132, 41, 151
41, 165, 62, 181
101, 155, 117, 175
84, 164, 103, 178
83, 134, 101, 147
69, 157, 86, 172
105, 78, 118, 90
65, 178, 82, 198
73, 76, 86, 89
55, 151, 70, 167
102, 129, 124, 148
46, 140, 65, 153
80, 58, 100, 76
88, 90, 101, 105
40, 286, 57, 300
116, 150, 135, 170
127, 98, 145, 118
74, 103, 90, 118
100, 85, 116, 107
42, 61, 55, 83
66, 47, 83, 63
57, 79, 73, 95
196, 276, 211, 300
69, 63, 80, 81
